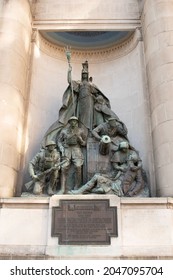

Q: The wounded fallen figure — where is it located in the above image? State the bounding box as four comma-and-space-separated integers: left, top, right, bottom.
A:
68, 141, 148, 197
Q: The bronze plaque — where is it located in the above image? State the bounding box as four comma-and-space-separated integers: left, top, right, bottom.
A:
51, 199, 118, 245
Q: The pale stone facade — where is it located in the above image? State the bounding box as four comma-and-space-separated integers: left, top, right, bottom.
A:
142, 0, 173, 197
2, 0, 173, 198
0, 196, 173, 259
0, 0, 32, 197
0, 0, 173, 258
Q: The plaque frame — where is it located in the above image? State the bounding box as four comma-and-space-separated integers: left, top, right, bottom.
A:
51, 199, 118, 245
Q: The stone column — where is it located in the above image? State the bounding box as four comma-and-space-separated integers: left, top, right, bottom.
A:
142, 0, 173, 196
0, 0, 32, 197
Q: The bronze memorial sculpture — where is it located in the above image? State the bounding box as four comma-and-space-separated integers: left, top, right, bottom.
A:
25, 49, 149, 197
57, 116, 86, 194
69, 141, 146, 197
26, 141, 61, 195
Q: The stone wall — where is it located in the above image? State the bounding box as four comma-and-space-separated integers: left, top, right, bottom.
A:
32, 0, 140, 21
0, 0, 32, 197
142, 0, 173, 196
2, 0, 173, 197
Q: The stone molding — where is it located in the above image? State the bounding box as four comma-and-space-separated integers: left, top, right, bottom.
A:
33, 19, 141, 31
0, 196, 172, 209
34, 28, 142, 63
0, 197, 49, 209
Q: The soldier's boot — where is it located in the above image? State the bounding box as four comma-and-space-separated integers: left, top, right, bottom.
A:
47, 184, 54, 196
47, 173, 58, 196
33, 182, 43, 195
57, 169, 67, 194
74, 166, 82, 190
69, 174, 97, 195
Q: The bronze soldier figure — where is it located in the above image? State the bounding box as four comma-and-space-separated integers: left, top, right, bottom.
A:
69, 141, 145, 197
57, 116, 86, 194
92, 117, 128, 153
28, 140, 60, 195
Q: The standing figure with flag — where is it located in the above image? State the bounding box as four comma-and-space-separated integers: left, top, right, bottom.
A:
43, 58, 111, 143
66, 60, 110, 136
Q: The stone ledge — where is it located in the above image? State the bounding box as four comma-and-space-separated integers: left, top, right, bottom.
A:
33, 19, 141, 31
0, 195, 173, 209
0, 196, 50, 209
0, 254, 173, 260
0, 195, 173, 258
120, 197, 173, 209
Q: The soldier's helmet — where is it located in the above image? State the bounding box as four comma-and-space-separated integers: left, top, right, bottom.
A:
45, 140, 56, 147
119, 141, 129, 149
129, 152, 139, 162
107, 117, 117, 122
68, 116, 79, 123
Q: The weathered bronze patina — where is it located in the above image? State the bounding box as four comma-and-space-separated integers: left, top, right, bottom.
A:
52, 200, 118, 245
25, 54, 150, 197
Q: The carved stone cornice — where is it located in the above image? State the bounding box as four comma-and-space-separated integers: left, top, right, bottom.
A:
35, 28, 142, 63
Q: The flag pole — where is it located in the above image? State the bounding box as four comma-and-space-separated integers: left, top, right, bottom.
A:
65, 46, 75, 116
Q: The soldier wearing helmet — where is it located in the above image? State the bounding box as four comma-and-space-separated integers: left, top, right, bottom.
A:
28, 140, 60, 195
57, 116, 86, 194
111, 141, 144, 196
69, 141, 144, 197
92, 117, 128, 153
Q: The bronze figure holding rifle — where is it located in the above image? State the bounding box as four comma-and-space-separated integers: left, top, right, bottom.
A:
27, 141, 61, 196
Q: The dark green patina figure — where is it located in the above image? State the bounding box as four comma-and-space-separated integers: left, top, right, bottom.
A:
25, 54, 149, 197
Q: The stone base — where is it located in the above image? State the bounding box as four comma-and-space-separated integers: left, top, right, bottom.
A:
0, 195, 173, 259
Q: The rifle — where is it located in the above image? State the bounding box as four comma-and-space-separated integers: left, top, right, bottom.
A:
25, 159, 67, 191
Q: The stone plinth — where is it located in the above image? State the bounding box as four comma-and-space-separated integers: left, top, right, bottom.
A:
0, 195, 173, 259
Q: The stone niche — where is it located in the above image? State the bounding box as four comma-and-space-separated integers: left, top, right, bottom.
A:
24, 29, 154, 195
